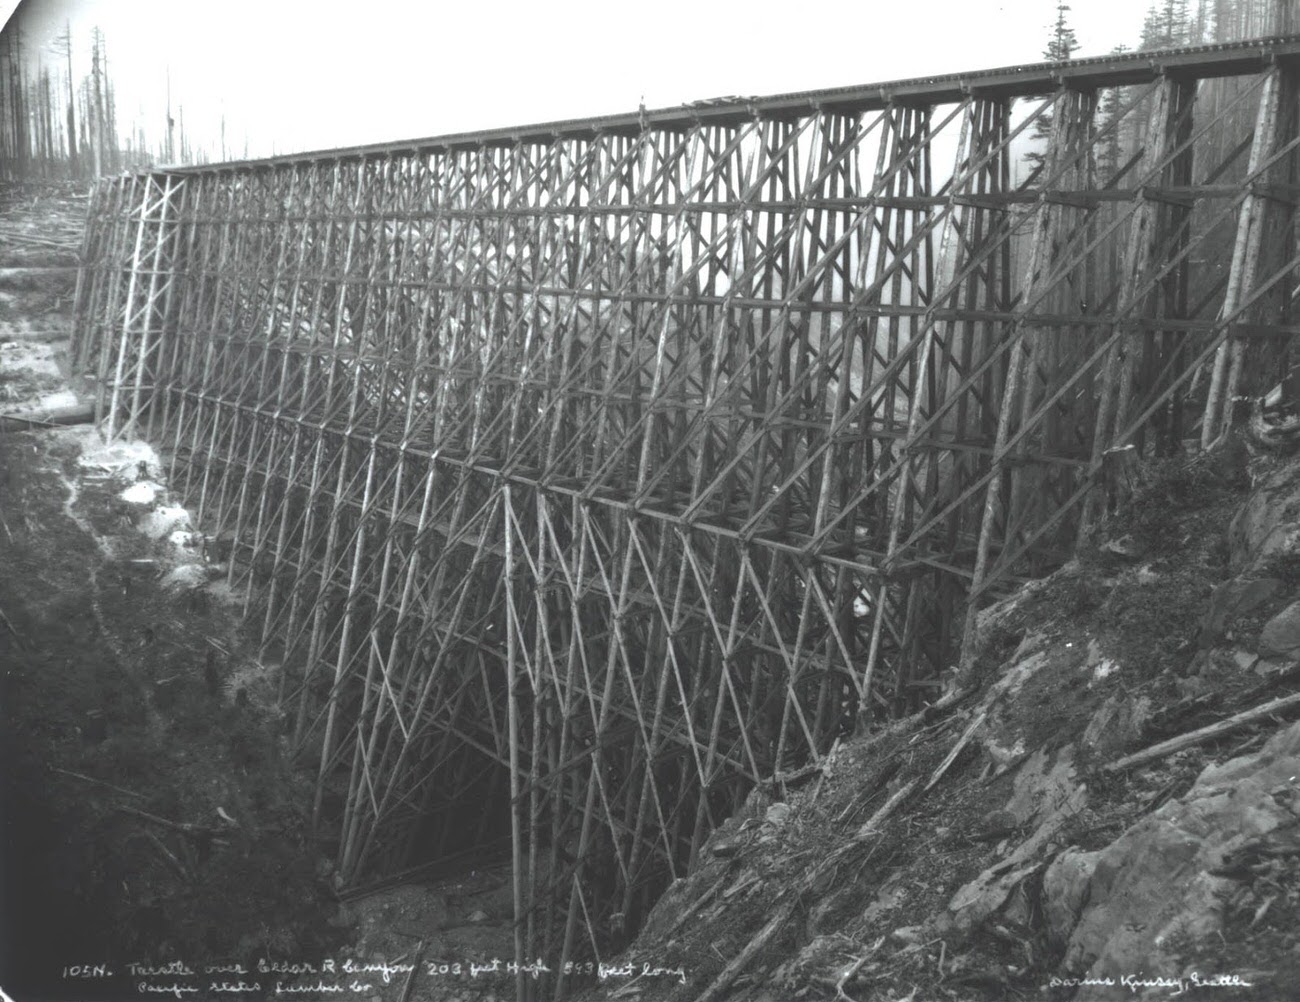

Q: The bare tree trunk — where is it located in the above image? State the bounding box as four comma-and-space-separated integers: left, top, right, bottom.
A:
7, 28, 31, 178
64, 22, 77, 173
101, 36, 117, 171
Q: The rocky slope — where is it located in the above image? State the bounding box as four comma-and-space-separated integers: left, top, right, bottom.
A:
573, 441, 1300, 1002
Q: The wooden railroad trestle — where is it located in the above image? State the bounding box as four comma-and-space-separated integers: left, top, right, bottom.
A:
71, 37, 1300, 988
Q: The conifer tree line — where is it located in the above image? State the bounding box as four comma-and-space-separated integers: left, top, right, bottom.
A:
1025, 0, 1297, 197
1033, 0, 1294, 63
1021, 0, 1298, 454
1033, 0, 1294, 158
0, 19, 233, 182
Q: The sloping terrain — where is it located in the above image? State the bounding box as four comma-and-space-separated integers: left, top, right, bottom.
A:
571, 442, 1300, 1002
0, 425, 350, 999
7, 180, 1300, 1002
0, 184, 348, 1000
0, 183, 543, 1002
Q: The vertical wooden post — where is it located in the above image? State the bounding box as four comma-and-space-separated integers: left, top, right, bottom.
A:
961, 88, 1076, 669
1203, 68, 1282, 445
105, 176, 152, 441
862, 98, 972, 721
504, 484, 528, 1000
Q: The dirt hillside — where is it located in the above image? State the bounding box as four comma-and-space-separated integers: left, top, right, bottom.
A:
569, 441, 1300, 1002
1, 182, 353, 1000
0, 183, 551, 1002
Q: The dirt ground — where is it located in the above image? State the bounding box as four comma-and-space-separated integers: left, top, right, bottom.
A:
1, 183, 349, 1000
0, 426, 352, 997
0, 182, 541, 1002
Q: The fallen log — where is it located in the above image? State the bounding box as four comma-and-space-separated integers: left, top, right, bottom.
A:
924, 710, 987, 792
693, 897, 797, 1002
855, 777, 921, 838
0, 403, 95, 433
113, 803, 218, 834
49, 766, 146, 800
0, 231, 81, 250
3, 329, 73, 343
1104, 690, 1300, 774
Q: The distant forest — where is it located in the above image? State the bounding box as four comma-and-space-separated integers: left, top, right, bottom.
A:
0, 0, 1296, 181
0, 18, 241, 181
1021, 0, 1295, 192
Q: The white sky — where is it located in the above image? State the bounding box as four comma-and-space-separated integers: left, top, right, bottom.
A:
2, 0, 1153, 160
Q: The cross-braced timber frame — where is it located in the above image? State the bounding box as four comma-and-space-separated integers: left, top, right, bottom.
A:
72, 36, 1300, 996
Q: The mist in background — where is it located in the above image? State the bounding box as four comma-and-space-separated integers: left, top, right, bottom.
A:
1, 0, 1152, 163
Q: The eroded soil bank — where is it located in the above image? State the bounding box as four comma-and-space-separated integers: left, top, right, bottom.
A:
0, 428, 353, 1001
0, 182, 533, 1002
0, 183, 352, 1001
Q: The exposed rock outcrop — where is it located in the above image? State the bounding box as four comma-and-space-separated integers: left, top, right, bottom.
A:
1052, 720, 1300, 998
1229, 460, 1300, 575
573, 443, 1300, 1002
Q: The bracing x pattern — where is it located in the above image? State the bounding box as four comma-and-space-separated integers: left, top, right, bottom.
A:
72, 37, 1300, 997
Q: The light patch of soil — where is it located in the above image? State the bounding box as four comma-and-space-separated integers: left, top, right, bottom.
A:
0, 426, 350, 999
2, 185, 352, 1001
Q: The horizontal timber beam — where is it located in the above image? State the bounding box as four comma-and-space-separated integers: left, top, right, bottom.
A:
145, 36, 1300, 174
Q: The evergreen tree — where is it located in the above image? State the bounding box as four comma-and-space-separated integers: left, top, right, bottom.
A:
1096, 46, 1131, 183
1026, 2, 1079, 173
1140, 0, 1191, 49
1045, 1, 1079, 61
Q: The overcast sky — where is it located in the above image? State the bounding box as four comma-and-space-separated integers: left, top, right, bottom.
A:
2, 0, 1153, 160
